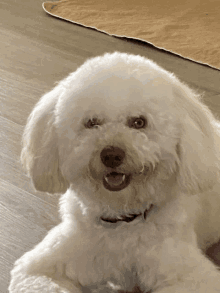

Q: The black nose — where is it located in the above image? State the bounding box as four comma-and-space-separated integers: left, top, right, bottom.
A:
100, 146, 125, 168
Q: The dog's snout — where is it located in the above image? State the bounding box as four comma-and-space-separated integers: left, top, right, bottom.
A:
100, 146, 125, 168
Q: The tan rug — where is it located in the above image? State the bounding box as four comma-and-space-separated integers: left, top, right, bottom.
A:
43, 0, 220, 69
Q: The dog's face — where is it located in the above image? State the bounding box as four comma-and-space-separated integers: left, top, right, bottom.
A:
21, 53, 219, 218
55, 58, 181, 214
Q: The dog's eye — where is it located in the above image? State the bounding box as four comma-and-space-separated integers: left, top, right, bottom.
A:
129, 117, 146, 129
85, 118, 100, 129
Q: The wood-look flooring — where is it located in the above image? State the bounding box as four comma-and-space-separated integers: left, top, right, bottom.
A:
1, 0, 220, 292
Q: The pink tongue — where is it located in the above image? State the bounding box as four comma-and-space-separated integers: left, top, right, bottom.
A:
105, 173, 125, 186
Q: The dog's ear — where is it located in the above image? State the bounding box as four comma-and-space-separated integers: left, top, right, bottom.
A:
21, 84, 69, 194
173, 81, 220, 194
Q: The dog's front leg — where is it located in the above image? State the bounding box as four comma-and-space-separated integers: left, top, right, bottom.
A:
155, 274, 220, 293
9, 222, 81, 292
9, 272, 78, 293
149, 239, 220, 293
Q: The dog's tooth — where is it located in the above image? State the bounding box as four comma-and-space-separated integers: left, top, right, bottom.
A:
105, 173, 125, 186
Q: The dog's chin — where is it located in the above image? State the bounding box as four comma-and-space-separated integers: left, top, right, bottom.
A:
103, 172, 132, 192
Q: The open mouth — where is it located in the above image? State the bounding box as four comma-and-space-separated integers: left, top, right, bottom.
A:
103, 172, 131, 191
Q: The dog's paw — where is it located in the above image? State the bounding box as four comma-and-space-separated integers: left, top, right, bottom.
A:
9, 273, 71, 293
82, 281, 123, 293
82, 281, 143, 293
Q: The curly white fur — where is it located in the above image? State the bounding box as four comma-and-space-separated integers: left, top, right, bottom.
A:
9, 52, 220, 293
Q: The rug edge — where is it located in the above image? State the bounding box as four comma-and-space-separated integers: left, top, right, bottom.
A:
42, 1, 219, 71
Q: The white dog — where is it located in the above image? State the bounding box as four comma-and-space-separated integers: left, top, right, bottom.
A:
9, 52, 220, 293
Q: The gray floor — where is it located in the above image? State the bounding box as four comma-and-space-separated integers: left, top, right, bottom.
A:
1, 0, 220, 292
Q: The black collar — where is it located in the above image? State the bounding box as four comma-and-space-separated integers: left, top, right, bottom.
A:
100, 205, 154, 224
